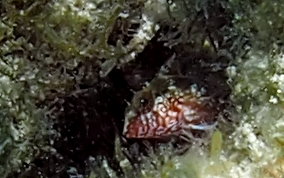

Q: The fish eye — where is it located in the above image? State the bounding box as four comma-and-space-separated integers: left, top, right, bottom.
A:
140, 98, 148, 106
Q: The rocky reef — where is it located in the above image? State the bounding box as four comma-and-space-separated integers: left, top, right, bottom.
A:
0, 0, 284, 178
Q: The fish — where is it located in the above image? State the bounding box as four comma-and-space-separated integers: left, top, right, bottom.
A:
123, 87, 217, 141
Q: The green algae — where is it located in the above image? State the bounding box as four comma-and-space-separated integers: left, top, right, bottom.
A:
0, 0, 284, 177
210, 130, 223, 159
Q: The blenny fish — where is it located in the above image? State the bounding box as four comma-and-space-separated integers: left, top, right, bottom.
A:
123, 86, 217, 141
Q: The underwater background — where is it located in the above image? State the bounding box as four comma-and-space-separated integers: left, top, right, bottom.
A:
0, 0, 284, 177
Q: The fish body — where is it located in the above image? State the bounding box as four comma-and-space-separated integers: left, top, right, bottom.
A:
123, 87, 217, 141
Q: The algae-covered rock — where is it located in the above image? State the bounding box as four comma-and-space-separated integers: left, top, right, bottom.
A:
1, 0, 284, 178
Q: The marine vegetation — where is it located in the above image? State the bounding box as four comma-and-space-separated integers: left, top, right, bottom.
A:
0, 0, 284, 178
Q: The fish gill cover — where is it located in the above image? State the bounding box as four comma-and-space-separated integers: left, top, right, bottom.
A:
0, 0, 284, 178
